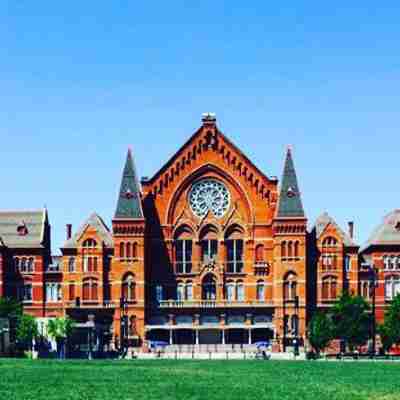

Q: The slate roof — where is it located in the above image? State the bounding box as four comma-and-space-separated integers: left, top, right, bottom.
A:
276, 148, 305, 218
313, 212, 358, 247
360, 209, 400, 252
114, 149, 144, 219
0, 209, 47, 248
62, 213, 113, 249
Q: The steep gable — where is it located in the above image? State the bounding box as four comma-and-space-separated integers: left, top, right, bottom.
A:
141, 114, 277, 205
313, 212, 357, 247
62, 212, 113, 248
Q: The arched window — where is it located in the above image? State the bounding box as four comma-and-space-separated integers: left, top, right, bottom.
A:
186, 281, 193, 301
14, 257, 20, 270
200, 225, 218, 264
291, 315, 299, 336
322, 237, 338, 247
236, 280, 245, 302
256, 280, 265, 302
284, 272, 297, 301
68, 257, 76, 272
202, 274, 217, 301
281, 241, 287, 259
225, 226, 244, 273
28, 257, 34, 272
93, 257, 98, 272
175, 226, 193, 274
177, 282, 185, 301
69, 282, 76, 300
122, 275, 136, 302
88, 257, 93, 272
132, 242, 138, 258
322, 276, 338, 300
385, 275, 400, 300
82, 278, 98, 301
126, 242, 132, 259
255, 244, 264, 264
120, 242, 125, 259
83, 238, 97, 248
288, 242, 293, 259
361, 281, 370, 299
21, 257, 27, 272
226, 281, 235, 302
294, 242, 299, 259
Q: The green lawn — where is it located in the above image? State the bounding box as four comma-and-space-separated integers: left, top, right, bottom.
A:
0, 359, 399, 400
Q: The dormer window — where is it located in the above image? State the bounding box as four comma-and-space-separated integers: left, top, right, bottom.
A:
17, 221, 28, 236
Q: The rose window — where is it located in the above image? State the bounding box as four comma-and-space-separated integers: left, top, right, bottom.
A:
189, 179, 230, 218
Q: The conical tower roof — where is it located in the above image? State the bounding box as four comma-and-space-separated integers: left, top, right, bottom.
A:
114, 149, 144, 219
276, 147, 305, 219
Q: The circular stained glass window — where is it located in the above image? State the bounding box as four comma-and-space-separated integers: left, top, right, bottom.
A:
189, 178, 230, 218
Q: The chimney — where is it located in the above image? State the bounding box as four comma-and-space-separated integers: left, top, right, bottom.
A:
348, 221, 354, 239
66, 224, 72, 240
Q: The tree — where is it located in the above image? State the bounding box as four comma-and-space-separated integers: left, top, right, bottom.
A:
47, 317, 74, 359
0, 297, 22, 319
16, 314, 38, 351
307, 312, 334, 356
379, 293, 400, 353
331, 292, 371, 352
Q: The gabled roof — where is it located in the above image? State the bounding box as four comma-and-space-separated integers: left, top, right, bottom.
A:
0, 209, 47, 248
276, 148, 305, 219
114, 149, 144, 220
62, 212, 113, 249
360, 209, 400, 252
144, 114, 275, 186
313, 212, 358, 247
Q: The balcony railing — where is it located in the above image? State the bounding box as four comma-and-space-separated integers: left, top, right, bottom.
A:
65, 300, 117, 309
158, 300, 273, 309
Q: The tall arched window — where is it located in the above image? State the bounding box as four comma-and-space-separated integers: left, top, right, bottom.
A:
385, 275, 400, 300
175, 226, 193, 274
120, 242, 125, 259
236, 280, 245, 302
256, 280, 265, 302
14, 257, 20, 270
288, 242, 293, 259
281, 241, 287, 259
28, 257, 35, 272
226, 281, 235, 302
284, 272, 297, 301
186, 281, 193, 301
225, 226, 244, 273
69, 282, 76, 301
294, 242, 299, 259
177, 282, 185, 301
68, 257, 76, 272
202, 274, 217, 301
122, 275, 136, 302
255, 244, 264, 264
322, 276, 338, 300
82, 278, 98, 301
132, 242, 138, 258
126, 242, 132, 259
200, 225, 218, 264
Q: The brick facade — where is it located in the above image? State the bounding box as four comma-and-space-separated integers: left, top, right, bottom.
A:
1, 115, 399, 351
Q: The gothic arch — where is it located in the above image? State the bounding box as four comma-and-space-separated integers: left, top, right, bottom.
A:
165, 164, 254, 225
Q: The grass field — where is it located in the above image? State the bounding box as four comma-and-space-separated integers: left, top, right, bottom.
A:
0, 360, 400, 400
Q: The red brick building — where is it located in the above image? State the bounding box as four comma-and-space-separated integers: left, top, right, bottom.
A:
1, 114, 399, 352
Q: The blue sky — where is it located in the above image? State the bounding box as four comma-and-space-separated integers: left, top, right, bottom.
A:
1, 1, 400, 252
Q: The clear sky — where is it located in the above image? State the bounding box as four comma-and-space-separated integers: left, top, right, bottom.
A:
1, 1, 399, 252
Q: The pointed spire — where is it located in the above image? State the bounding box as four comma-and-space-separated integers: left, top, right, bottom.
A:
276, 147, 305, 218
114, 148, 144, 219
